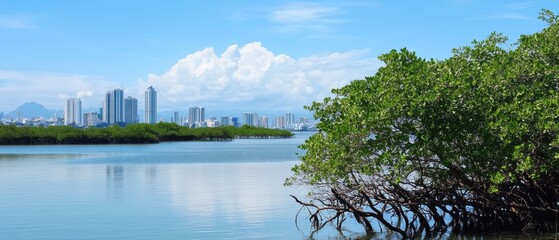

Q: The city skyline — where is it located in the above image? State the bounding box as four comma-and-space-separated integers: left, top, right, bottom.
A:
50, 83, 310, 126
1, 1, 557, 115
55, 85, 310, 129
11, 96, 310, 130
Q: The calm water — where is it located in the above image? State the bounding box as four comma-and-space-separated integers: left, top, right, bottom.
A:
0, 132, 556, 240
0, 132, 363, 239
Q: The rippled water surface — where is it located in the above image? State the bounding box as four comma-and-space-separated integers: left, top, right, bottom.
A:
0, 132, 355, 239
2, 132, 556, 240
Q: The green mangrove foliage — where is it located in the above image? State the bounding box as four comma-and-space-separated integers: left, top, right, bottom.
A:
0, 122, 293, 145
287, 10, 559, 238
231, 125, 295, 138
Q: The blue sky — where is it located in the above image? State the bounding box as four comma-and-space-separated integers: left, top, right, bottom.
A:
0, 0, 557, 117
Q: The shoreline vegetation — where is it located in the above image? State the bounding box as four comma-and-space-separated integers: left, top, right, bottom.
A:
0, 122, 294, 145
287, 10, 559, 239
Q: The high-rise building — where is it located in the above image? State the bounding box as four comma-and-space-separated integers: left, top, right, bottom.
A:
231, 117, 239, 128
173, 112, 180, 125
274, 115, 287, 129
83, 112, 99, 127
261, 115, 269, 128
98, 108, 103, 120
220, 116, 231, 127
124, 96, 138, 124
286, 112, 295, 125
145, 86, 157, 124
64, 97, 82, 126
188, 106, 205, 128
242, 112, 259, 127
102, 97, 109, 123
103, 88, 124, 125
252, 113, 259, 127
242, 113, 251, 126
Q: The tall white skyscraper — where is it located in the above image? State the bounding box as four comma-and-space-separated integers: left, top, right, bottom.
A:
124, 96, 138, 124
145, 86, 157, 124
64, 98, 82, 126
103, 88, 124, 125
188, 106, 205, 128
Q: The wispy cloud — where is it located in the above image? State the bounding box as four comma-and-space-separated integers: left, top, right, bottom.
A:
228, 2, 372, 38
493, 13, 530, 20
270, 2, 345, 34
491, 1, 532, 20
505, 2, 531, 10
0, 15, 34, 29
271, 3, 341, 24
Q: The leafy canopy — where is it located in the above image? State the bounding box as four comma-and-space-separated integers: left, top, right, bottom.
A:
288, 9, 559, 237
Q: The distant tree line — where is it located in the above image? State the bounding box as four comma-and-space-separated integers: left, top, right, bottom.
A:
0, 122, 293, 145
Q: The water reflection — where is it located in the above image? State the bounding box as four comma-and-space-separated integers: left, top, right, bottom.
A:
0, 135, 334, 239
106, 166, 124, 199
145, 167, 157, 180
0, 134, 556, 239
166, 163, 301, 224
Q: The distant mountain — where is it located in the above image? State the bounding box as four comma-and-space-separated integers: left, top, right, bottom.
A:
5, 102, 63, 119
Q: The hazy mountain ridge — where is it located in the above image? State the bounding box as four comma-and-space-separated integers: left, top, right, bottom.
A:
5, 102, 63, 119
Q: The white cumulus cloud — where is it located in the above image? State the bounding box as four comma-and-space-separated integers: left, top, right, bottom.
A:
0, 43, 382, 115
140, 42, 382, 112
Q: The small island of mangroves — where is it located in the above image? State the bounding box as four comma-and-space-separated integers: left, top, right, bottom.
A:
0, 123, 294, 145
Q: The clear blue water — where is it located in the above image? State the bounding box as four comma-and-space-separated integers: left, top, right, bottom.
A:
1, 132, 556, 240
0, 132, 365, 239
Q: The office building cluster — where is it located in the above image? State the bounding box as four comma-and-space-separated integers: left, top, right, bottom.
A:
64, 86, 157, 127
171, 110, 310, 130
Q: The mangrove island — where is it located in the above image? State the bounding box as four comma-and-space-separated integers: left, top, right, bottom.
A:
0, 122, 294, 145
